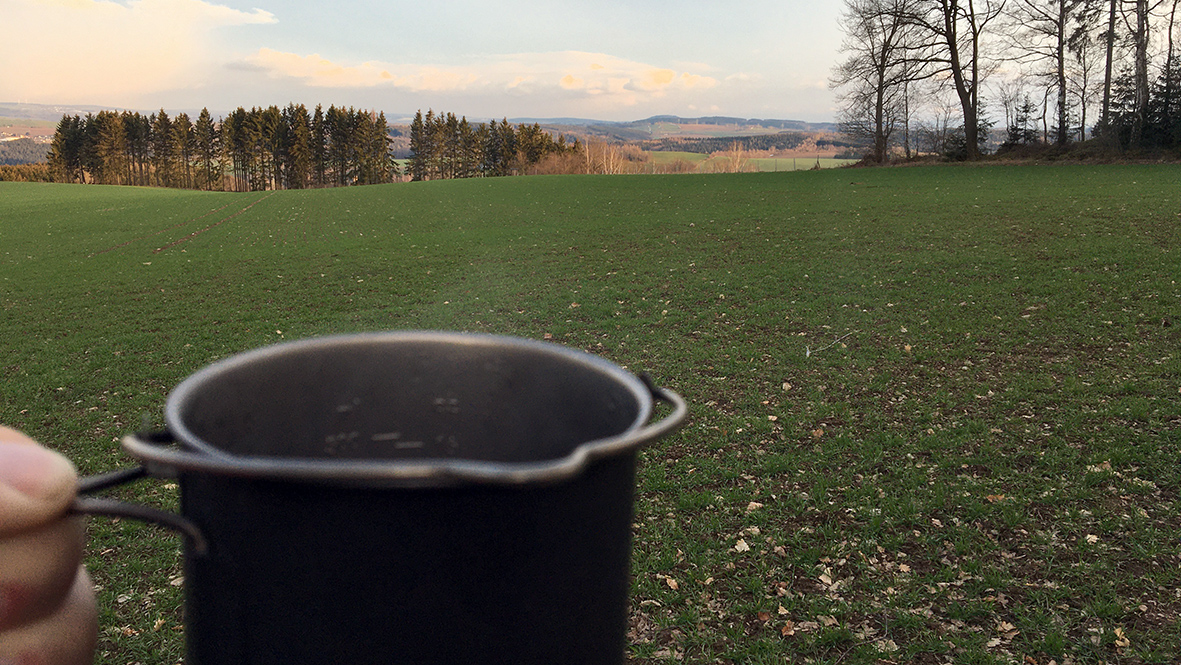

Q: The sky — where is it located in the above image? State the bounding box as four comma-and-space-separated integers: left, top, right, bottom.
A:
4, 0, 844, 123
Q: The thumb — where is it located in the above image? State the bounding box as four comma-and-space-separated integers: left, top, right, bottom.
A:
0, 428, 78, 536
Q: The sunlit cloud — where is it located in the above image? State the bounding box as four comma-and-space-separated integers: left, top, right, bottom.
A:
243, 49, 718, 107
2, 0, 844, 123
3, 0, 274, 104
246, 48, 480, 91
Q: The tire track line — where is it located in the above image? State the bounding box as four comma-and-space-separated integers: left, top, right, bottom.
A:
153, 192, 275, 253
88, 201, 237, 257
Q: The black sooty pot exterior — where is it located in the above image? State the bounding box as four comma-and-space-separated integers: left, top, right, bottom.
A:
120, 332, 686, 665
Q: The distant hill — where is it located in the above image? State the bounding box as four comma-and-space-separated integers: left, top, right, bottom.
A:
635, 115, 838, 132
510, 115, 835, 132
5, 102, 849, 157
513, 115, 839, 143
0, 102, 111, 122
5, 102, 834, 130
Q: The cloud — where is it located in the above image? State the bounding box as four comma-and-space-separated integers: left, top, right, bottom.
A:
247, 48, 479, 91
243, 49, 718, 107
3, 0, 275, 104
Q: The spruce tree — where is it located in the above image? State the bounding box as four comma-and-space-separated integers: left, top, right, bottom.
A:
284, 104, 313, 189
194, 108, 221, 190
311, 105, 328, 188
94, 110, 129, 185
47, 115, 84, 183
150, 110, 174, 187
375, 112, 398, 182
173, 112, 194, 189
408, 110, 427, 181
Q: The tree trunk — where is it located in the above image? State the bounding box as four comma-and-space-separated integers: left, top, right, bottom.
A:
1100, 0, 1117, 131
1131, 0, 1150, 147
874, 80, 889, 162
1166, 0, 1180, 137
1056, 0, 1069, 145
903, 78, 913, 158
942, 0, 981, 159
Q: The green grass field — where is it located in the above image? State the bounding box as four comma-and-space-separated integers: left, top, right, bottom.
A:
749, 157, 857, 172
647, 152, 854, 172
2, 165, 1179, 664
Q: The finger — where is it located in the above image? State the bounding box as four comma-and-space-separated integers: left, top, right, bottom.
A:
0, 516, 87, 631
0, 429, 79, 536
0, 567, 98, 665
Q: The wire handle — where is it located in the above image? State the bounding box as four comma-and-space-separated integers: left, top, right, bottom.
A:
71, 455, 208, 556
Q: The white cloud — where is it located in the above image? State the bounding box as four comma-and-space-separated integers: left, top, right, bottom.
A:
2, 0, 274, 104
246, 48, 479, 92
243, 49, 718, 108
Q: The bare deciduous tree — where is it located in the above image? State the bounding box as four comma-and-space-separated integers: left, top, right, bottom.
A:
1004, 0, 1090, 145
831, 0, 932, 162
905, 0, 1009, 160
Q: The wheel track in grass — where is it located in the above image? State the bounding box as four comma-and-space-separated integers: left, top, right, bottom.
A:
86, 192, 273, 257
154, 192, 275, 253
88, 201, 237, 257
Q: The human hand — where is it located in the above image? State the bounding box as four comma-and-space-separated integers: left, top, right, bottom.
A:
0, 426, 96, 665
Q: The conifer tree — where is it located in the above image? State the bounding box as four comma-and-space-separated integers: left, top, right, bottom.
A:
375, 111, 398, 182
408, 110, 427, 180
457, 116, 479, 178
77, 114, 101, 183
324, 105, 353, 186
122, 112, 151, 186
221, 108, 250, 191
94, 110, 129, 185
284, 103, 313, 189
173, 112, 195, 189
47, 115, 84, 183
150, 110, 174, 187
259, 106, 284, 190
194, 108, 221, 190
242, 108, 267, 191
311, 104, 328, 187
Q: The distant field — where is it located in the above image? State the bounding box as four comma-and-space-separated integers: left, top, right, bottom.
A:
636, 122, 804, 139
750, 156, 857, 171
647, 151, 710, 165
0, 116, 57, 128
2, 166, 1179, 664
646, 152, 853, 172
0, 116, 57, 140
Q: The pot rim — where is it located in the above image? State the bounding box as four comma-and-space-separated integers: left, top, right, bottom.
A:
122, 331, 686, 487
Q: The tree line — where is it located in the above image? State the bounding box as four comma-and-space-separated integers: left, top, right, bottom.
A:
832, 0, 1181, 162
46, 104, 397, 190
0, 138, 49, 165
407, 110, 578, 180
0, 164, 51, 183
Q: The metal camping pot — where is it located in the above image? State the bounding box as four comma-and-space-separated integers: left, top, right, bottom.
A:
74, 331, 686, 665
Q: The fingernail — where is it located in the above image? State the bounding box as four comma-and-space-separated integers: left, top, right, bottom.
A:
0, 442, 73, 499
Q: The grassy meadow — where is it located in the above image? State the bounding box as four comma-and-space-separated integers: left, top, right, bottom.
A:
646, 151, 855, 172
748, 157, 857, 172
1, 164, 1179, 664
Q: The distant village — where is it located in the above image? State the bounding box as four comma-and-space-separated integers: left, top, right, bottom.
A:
0, 125, 54, 143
